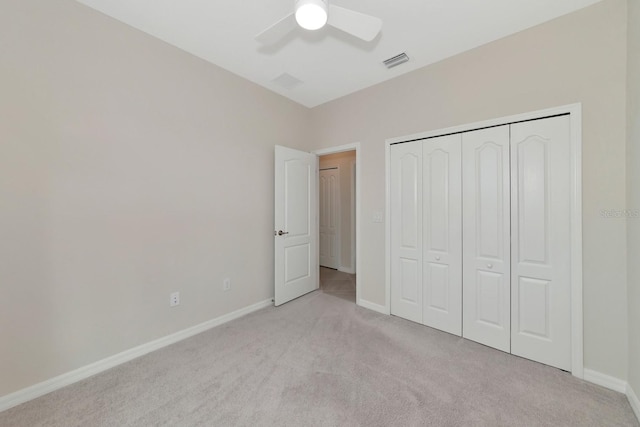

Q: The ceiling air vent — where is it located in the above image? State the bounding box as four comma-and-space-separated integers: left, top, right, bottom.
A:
383, 52, 410, 69
272, 73, 303, 90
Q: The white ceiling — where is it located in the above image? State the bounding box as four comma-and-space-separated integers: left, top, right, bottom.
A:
76, 0, 602, 108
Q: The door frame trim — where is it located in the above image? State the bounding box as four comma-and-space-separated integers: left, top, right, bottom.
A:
384, 103, 583, 378
314, 143, 361, 305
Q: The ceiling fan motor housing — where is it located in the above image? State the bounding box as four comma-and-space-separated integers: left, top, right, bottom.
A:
295, 0, 329, 30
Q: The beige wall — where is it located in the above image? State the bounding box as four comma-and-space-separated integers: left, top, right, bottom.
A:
310, 0, 629, 379
627, 0, 640, 396
0, 0, 310, 397
319, 151, 356, 272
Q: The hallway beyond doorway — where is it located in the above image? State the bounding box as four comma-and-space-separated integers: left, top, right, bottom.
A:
320, 267, 355, 303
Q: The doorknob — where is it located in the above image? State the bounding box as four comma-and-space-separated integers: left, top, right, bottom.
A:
276, 230, 289, 236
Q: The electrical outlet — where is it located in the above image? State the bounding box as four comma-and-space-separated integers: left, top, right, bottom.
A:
170, 292, 180, 307
223, 278, 231, 291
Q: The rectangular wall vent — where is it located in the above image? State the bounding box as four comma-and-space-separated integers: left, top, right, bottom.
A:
383, 53, 410, 69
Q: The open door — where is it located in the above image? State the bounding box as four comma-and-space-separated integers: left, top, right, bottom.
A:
274, 145, 318, 306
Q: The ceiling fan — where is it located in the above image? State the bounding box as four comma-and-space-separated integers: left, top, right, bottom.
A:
255, 0, 382, 45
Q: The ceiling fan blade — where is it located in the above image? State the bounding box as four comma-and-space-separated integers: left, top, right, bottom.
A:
327, 5, 382, 42
255, 13, 297, 44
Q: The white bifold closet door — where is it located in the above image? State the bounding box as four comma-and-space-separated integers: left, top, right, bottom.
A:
390, 115, 572, 371
390, 135, 462, 335
462, 126, 512, 352
422, 135, 462, 336
510, 116, 571, 371
390, 141, 423, 323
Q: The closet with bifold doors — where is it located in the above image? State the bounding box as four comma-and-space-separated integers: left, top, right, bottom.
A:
390, 115, 572, 371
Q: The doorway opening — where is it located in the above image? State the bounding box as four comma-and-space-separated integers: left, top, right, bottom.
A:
315, 144, 360, 304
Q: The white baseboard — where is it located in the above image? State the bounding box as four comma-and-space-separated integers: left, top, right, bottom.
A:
0, 299, 273, 413
338, 266, 355, 274
628, 383, 640, 422
583, 368, 627, 393
566, 369, 640, 422
357, 298, 388, 315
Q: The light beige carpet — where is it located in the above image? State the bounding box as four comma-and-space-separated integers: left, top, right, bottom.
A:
1, 275, 637, 426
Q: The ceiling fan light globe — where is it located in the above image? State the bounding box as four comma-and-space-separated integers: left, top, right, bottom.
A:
295, 0, 328, 30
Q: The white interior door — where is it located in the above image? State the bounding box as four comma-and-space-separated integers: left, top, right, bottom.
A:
510, 116, 572, 370
319, 168, 339, 269
390, 141, 423, 323
422, 135, 462, 336
462, 126, 511, 352
274, 145, 318, 306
